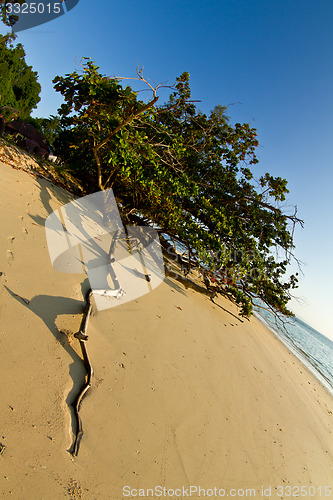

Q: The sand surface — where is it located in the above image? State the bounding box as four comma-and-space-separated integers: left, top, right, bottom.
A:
0, 159, 332, 499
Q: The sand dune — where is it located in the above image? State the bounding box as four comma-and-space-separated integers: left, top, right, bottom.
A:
0, 159, 332, 499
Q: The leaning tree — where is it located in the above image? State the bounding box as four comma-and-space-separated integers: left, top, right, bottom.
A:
53, 60, 302, 317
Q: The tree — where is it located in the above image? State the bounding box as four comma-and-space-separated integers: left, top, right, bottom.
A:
53, 59, 163, 189
0, 33, 41, 118
1, 1, 25, 28
53, 60, 302, 318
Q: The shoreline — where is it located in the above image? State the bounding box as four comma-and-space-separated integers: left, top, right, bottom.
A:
253, 310, 333, 398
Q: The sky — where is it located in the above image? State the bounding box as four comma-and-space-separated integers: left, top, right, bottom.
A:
1, 0, 333, 340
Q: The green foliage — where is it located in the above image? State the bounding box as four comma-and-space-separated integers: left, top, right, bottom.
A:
53, 61, 302, 317
53, 60, 159, 189
0, 33, 41, 118
26, 115, 62, 147
1, 1, 26, 28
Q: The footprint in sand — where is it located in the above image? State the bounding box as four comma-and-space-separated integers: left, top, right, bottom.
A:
67, 479, 83, 500
6, 250, 14, 262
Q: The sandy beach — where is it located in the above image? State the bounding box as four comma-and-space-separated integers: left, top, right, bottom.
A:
0, 156, 332, 499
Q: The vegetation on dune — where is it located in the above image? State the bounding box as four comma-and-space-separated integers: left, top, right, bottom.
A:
52, 60, 302, 317
0, 33, 41, 118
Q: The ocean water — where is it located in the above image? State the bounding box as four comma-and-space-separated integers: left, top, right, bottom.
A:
253, 304, 333, 396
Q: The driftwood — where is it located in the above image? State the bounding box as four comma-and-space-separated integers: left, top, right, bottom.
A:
71, 289, 94, 456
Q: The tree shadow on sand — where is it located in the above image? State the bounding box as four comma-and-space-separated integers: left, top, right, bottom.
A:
28, 174, 75, 227
5, 279, 91, 451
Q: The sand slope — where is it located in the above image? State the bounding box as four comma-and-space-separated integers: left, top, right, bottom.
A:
0, 160, 332, 499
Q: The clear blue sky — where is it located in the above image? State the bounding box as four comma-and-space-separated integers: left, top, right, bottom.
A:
2, 0, 333, 340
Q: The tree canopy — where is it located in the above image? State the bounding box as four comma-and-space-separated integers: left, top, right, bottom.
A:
53, 60, 302, 318
0, 33, 41, 118
1, 1, 25, 28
